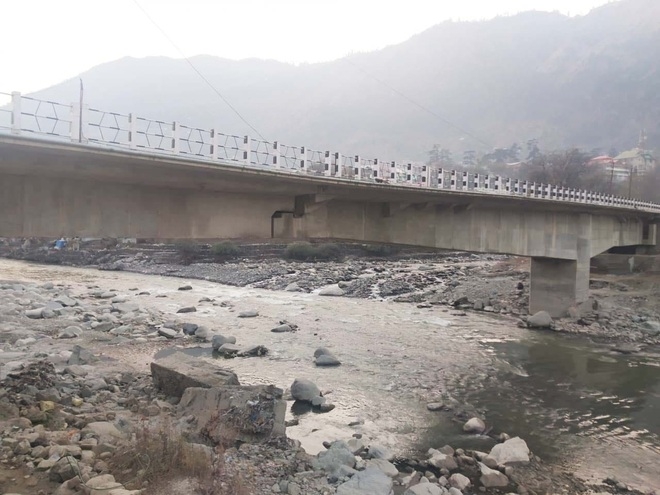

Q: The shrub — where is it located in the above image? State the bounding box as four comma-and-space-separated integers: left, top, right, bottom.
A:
284, 242, 342, 261
175, 241, 201, 265
361, 243, 401, 257
211, 241, 241, 258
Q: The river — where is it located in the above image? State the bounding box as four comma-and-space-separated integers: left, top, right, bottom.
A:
1, 259, 658, 491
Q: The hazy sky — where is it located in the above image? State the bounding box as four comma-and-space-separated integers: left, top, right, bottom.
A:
2, 0, 614, 94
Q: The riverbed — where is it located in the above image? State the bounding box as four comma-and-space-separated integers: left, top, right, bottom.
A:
1, 259, 658, 492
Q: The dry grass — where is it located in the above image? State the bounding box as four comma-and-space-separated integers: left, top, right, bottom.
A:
109, 422, 250, 495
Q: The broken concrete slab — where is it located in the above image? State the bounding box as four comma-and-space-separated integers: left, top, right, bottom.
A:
178, 385, 286, 444
150, 352, 239, 399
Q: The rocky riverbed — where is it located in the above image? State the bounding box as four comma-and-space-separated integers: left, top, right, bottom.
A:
0, 254, 659, 494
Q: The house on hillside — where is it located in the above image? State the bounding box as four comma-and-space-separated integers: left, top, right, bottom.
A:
614, 148, 657, 176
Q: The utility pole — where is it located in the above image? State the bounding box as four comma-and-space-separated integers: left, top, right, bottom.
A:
628, 163, 634, 197
78, 78, 83, 143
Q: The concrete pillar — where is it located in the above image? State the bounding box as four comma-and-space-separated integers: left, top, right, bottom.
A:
529, 214, 591, 317
529, 257, 589, 317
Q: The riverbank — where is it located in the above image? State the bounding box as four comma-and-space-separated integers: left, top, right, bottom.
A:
0, 259, 659, 494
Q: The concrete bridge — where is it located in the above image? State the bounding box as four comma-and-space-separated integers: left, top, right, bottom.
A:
1, 91, 659, 316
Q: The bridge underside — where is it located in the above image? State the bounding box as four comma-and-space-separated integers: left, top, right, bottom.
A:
1, 136, 657, 317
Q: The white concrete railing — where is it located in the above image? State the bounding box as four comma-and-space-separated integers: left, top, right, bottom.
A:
2, 90, 660, 212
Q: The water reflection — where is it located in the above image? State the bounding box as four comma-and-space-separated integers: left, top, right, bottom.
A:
422, 334, 660, 461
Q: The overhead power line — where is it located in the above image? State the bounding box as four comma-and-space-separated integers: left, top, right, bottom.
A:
342, 57, 492, 149
131, 0, 266, 140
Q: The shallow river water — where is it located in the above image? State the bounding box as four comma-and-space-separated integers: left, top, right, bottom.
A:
1, 260, 659, 491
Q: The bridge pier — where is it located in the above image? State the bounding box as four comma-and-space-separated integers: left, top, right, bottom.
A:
529, 257, 590, 317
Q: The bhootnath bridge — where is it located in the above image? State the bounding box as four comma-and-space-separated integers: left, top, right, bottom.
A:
1, 91, 659, 316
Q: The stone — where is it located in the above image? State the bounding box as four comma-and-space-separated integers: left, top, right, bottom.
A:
368, 445, 394, 461
54, 296, 78, 307
83, 422, 125, 442
182, 323, 199, 335
347, 437, 367, 455
287, 482, 301, 495
315, 353, 341, 367
290, 378, 321, 402
112, 302, 139, 313
194, 326, 212, 341
58, 326, 83, 339
49, 456, 78, 482
26, 308, 45, 319
485, 437, 530, 466
178, 285, 193, 290
212, 334, 237, 349
319, 285, 345, 296
151, 352, 239, 398
329, 465, 359, 483
336, 467, 393, 495
428, 450, 458, 471
447, 488, 462, 495
404, 483, 444, 495
365, 458, 399, 477
449, 473, 471, 490
238, 310, 259, 318
68, 345, 95, 365
527, 311, 552, 328
479, 462, 509, 488
314, 347, 332, 358
158, 327, 179, 339
178, 385, 285, 443
237, 345, 269, 357
316, 441, 357, 472
177, 306, 197, 313
426, 402, 444, 411
641, 321, 660, 336
463, 417, 486, 434
271, 323, 293, 333
216, 343, 241, 356
285, 282, 301, 292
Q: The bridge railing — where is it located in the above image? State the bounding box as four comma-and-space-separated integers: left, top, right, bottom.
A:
2, 91, 660, 212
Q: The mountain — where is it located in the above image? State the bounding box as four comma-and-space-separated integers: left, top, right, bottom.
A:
22, 0, 660, 161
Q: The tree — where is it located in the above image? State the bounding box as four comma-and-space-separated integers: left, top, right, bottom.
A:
523, 148, 608, 192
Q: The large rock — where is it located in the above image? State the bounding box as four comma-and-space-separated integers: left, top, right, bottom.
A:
485, 437, 530, 466
178, 385, 285, 444
428, 450, 458, 471
238, 310, 259, 318
316, 441, 357, 472
49, 456, 78, 482
479, 462, 509, 488
319, 285, 345, 296
642, 320, 660, 336
211, 334, 237, 350
449, 473, 471, 490
290, 378, 321, 402
527, 311, 552, 328
336, 467, 393, 495
315, 353, 341, 367
150, 352, 239, 398
463, 417, 486, 434
365, 459, 399, 477
404, 483, 444, 495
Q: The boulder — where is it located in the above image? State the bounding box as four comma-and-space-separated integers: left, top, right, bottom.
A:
54, 296, 78, 307
642, 320, 660, 336
212, 334, 237, 350
315, 354, 341, 367
271, 323, 293, 333
178, 385, 285, 444
463, 417, 486, 434
428, 450, 458, 471
404, 483, 443, 495
290, 378, 321, 402
58, 326, 82, 339
316, 441, 357, 472
368, 445, 394, 461
176, 306, 197, 314
216, 343, 241, 356
150, 352, 239, 398
449, 473, 471, 490
181, 323, 199, 335
485, 437, 530, 466
238, 310, 259, 318
194, 326, 212, 341
365, 459, 399, 477
319, 285, 345, 296
285, 282, 301, 292
527, 311, 552, 328
26, 308, 45, 319
49, 456, 78, 482
314, 347, 333, 358
158, 328, 179, 339
336, 467, 393, 495
479, 462, 509, 488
